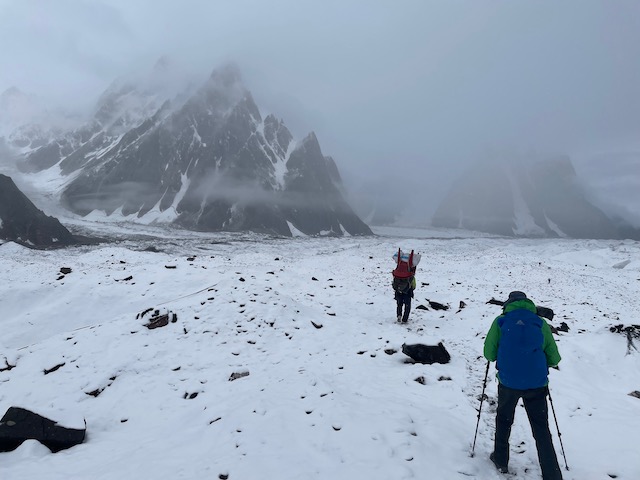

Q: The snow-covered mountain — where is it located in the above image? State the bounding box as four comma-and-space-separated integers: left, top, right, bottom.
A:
1, 223, 639, 479
0, 174, 77, 248
431, 155, 636, 239
17, 58, 188, 175
17, 63, 371, 237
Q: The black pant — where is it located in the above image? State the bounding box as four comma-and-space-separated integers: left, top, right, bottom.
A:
494, 384, 562, 480
395, 291, 411, 322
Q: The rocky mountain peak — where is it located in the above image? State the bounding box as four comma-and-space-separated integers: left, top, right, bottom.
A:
14, 63, 371, 237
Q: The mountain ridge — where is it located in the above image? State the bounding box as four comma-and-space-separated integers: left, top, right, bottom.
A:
12, 63, 371, 237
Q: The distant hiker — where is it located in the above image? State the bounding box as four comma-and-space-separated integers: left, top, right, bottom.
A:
483, 291, 563, 480
391, 249, 420, 323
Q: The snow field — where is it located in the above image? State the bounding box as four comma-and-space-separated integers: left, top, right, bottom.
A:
1, 226, 639, 479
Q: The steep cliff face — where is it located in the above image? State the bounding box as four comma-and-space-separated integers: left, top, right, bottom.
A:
0, 174, 77, 248
432, 156, 620, 239
283, 133, 371, 236
16, 64, 371, 237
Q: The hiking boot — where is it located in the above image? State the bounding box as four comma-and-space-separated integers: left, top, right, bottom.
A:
401, 318, 408, 323
397, 315, 402, 323
490, 452, 508, 474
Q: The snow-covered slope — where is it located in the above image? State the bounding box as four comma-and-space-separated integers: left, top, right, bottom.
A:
1, 224, 639, 479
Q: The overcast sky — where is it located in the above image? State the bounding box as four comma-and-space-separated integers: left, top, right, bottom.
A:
1, 0, 639, 223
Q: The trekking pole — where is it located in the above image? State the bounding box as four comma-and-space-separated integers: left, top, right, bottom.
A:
548, 388, 569, 471
470, 361, 490, 457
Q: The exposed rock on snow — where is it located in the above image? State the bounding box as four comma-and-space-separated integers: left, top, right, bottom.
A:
0, 174, 77, 248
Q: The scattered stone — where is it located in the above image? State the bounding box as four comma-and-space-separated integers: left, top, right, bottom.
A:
59, 267, 72, 275
486, 298, 504, 307
136, 307, 154, 319
1, 358, 16, 372
86, 387, 104, 397
164, 265, 177, 269
145, 314, 169, 329
414, 376, 426, 385
311, 321, 323, 329
549, 322, 570, 334
139, 308, 177, 329
416, 304, 428, 310
438, 376, 452, 381
427, 300, 449, 311
629, 391, 640, 399
229, 371, 250, 381
43, 362, 65, 375
384, 348, 397, 355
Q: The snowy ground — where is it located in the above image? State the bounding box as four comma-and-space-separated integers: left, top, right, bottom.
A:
1, 224, 639, 480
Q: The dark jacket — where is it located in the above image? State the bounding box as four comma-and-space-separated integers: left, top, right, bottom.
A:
484, 298, 561, 390
393, 276, 416, 299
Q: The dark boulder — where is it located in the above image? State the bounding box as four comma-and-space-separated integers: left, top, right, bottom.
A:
402, 342, 451, 364
0, 407, 86, 453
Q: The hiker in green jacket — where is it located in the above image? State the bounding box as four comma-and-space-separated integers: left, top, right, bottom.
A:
484, 291, 563, 480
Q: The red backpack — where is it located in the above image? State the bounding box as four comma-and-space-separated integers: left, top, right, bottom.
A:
392, 248, 416, 279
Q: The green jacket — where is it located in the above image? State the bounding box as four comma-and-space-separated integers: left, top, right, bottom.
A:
484, 299, 561, 388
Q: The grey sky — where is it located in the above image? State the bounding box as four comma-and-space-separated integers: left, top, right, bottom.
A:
1, 0, 639, 224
